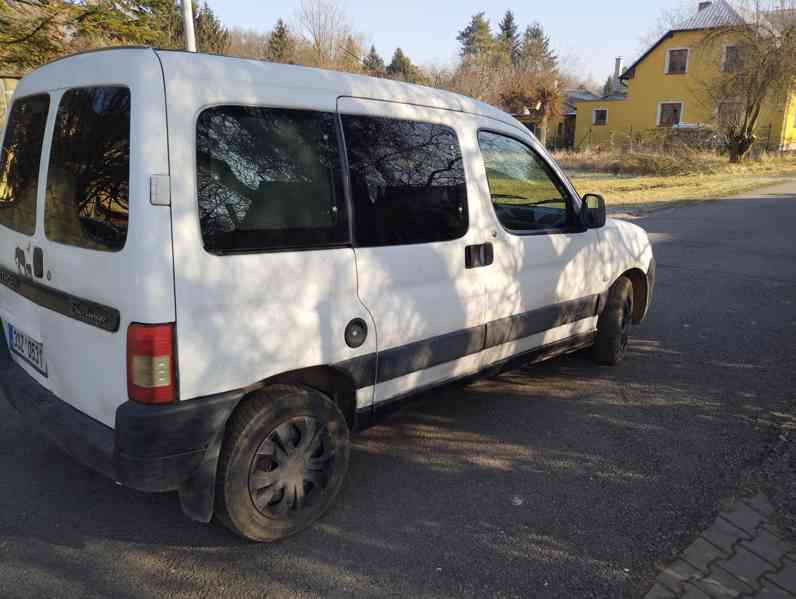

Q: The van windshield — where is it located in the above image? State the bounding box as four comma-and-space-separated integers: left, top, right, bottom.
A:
0, 94, 50, 236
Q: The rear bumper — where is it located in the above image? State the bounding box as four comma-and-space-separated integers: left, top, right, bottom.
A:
0, 333, 242, 495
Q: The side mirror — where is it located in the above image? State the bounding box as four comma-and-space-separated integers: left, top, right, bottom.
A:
582, 193, 606, 229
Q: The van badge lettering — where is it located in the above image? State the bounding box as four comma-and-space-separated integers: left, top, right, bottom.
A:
70, 301, 109, 327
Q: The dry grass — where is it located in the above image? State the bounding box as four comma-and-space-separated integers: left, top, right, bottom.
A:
552, 147, 796, 177
552, 149, 796, 213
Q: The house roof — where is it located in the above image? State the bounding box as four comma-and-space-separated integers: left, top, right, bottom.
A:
620, 0, 746, 80
565, 89, 600, 102
673, 0, 745, 31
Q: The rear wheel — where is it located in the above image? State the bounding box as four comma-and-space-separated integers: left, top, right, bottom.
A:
592, 276, 634, 366
215, 384, 350, 542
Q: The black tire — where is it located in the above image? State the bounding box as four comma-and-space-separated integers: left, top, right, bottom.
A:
215, 384, 350, 542
592, 276, 634, 366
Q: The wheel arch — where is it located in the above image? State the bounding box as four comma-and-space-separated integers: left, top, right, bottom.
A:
618, 267, 649, 324
178, 364, 358, 524
263, 365, 358, 430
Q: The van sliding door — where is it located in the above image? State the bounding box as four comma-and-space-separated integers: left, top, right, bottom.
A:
337, 97, 489, 405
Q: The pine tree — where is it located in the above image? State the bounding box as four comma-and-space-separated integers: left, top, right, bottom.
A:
267, 19, 293, 63
195, 2, 230, 54
386, 47, 421, 83
0, 0, 186, 72
497, 10, 520, 65
363, 45, 385, 77
456, 12, 494, 57
519, 23, 557, 73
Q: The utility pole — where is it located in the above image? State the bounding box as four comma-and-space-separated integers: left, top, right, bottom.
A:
182, 0, 196, 52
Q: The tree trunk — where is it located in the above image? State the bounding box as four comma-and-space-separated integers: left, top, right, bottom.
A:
536, 111, 548, 147
727, 132, 756, 163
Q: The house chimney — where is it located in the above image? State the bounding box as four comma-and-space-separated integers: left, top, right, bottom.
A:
698, 2, 712, 11
613, 57, 623, 93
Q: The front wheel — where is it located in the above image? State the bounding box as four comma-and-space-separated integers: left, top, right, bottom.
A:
592, 276, 634, 366
215, 384, 350, 542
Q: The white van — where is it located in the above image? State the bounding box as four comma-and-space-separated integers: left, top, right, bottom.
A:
0, 48, 655, 542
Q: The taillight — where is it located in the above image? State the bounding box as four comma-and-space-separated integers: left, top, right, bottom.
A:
127, 323, 176, 404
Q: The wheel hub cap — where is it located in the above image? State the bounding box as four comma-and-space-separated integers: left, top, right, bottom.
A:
248, 416, 336, 518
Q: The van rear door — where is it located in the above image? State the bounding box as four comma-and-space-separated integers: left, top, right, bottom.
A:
0, 50, 174, 428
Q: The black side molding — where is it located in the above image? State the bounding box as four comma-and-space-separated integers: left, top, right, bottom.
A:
353, 331, 596, 431
335, 294, 600, 389
0, 265, 120, 332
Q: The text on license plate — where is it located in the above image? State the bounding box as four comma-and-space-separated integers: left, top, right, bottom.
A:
8, 324, 47, 376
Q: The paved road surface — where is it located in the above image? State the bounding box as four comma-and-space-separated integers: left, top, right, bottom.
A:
1, 182, 795, 598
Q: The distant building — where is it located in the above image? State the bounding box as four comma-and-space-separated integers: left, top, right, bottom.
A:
514, 88, 605, 150
573, 0, 796, 151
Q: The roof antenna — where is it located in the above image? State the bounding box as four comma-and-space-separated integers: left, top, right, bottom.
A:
182, 0, 197, 52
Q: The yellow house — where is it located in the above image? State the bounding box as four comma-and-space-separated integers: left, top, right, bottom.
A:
574, 0, 796, 151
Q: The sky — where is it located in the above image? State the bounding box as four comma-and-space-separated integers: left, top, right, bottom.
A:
204, 0, 690, 83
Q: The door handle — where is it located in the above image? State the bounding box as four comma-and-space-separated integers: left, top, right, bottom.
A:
465, 243, 494, 269
33, 247, 43, 278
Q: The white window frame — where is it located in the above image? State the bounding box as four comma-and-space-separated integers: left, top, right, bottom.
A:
592, 108, 608, 126
722, 44, 739, 72
657, 101, 684, 126
664, 47, 690, 74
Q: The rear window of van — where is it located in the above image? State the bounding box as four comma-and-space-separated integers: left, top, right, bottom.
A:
0, 94, 50, 236
45, 86, 131, 252
196, 106, 348, 254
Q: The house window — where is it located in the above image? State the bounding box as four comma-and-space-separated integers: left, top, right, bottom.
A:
666, 48, 689, 74
592, 109, 608, 126
658, 102, 683, 127
723, 45, 742, 72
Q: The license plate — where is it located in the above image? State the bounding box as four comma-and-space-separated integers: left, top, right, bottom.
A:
7, 323, 47, 377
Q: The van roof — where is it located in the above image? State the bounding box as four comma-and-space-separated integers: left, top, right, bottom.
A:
22, 46, 525, 132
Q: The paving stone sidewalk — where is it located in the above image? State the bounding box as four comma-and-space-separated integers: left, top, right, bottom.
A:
644, 495, 796, 598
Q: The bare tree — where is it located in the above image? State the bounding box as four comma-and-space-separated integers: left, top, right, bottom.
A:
698, 0, 796, 161
294, 0, 365, 71
227, 27, 270, 60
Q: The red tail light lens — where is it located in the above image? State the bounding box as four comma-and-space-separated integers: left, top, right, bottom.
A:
127, 323, 176, 404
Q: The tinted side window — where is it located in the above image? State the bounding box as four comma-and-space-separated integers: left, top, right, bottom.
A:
197, 107, 347, 254
45, 87, 131, 251
342, 115, 467, 247
478, 131, 572, 232
0, 94, 50, 236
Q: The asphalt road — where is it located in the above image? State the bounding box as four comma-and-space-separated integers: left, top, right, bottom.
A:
1, 182, 795, 599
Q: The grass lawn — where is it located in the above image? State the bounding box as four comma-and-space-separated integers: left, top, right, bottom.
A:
558, 153, 796, 215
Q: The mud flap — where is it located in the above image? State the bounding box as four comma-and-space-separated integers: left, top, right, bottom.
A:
178, 430, 225, 523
